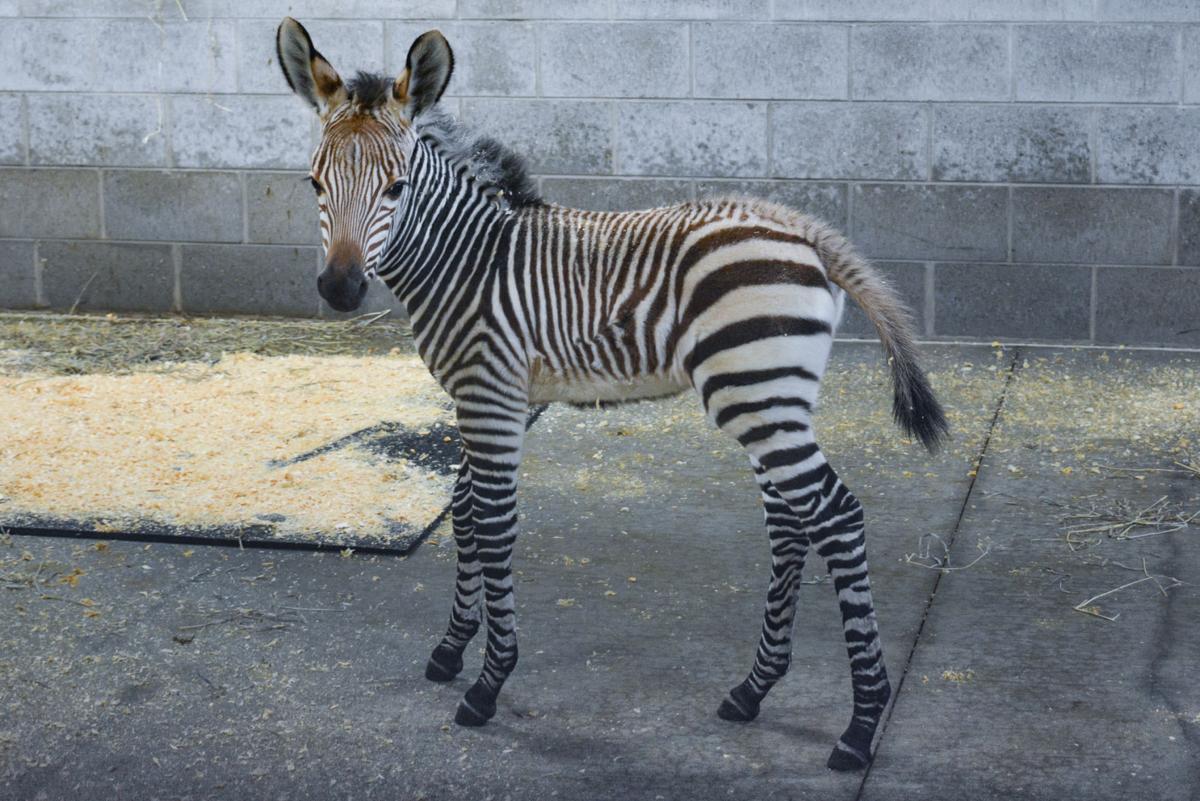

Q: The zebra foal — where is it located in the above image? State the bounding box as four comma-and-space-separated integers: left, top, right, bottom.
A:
277, 18, 948, 770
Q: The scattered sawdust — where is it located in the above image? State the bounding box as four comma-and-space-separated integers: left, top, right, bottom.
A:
999, 354, 1199, 461
941, 669, 975, 683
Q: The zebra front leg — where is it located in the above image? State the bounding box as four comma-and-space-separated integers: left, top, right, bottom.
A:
426, 455, 481, 683
718, 462, 810, 723
452, 403, 526, 727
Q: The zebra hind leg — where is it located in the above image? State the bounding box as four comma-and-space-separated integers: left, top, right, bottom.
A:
426, 456, 482, 683
719, 418, 890, 770
717, 461, 810, 724
799, 463, 891, 771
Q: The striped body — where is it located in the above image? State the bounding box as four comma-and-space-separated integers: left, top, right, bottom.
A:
380, 140, 845, 413
276, 19, 947, 772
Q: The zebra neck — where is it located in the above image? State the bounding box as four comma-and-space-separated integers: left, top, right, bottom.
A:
380, 143, 514, 376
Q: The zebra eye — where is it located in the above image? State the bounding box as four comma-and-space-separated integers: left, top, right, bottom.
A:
384, 179, 407, 200
309, 177, 323, 195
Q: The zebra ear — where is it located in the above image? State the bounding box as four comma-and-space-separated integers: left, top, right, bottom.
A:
277, 17, 346, 115
394, 30, 454, 118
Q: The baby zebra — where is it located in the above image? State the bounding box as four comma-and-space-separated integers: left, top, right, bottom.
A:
277, 18, 947, 770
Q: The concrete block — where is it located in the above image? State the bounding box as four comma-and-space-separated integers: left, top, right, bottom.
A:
1183, 27, 1200, 103
181, 244, 319, 317
851, 184, 1008, 262
772, 102, 927, 181
1095, 267, 1200, 346
319, 280, 406, 319
616, 0, 769, 19
850, 24, 1008, 101
775, 0, 928, 20
238, 19, 385, 94
18, 0, 185, 13
27, 94, 167, 167
1097, 0, 1200, 21
617, 101, 767, 178
170, 95, 311, 170
104, 170, 243, 243
1097, 107, 1200, 184
185, 0, 454, 16
0, 241, 36, 309
387, 22, 535, 97
458, 0, 610, 18
1174, 189, 1200, 266
540, 23, 690, 98
695, 179, 847, 228
933, 104, 1091, 183
0, 18, 237, 93
694, 23, 848, 100
1014, 24, 1179, 102
0, 168, 101, 239
541, 177, 693, 212
461, 99, 612, 175
838, 261, 926, 338
0, 94, 23, 165
1011, 187, 1174, 265
933, 262, 1091, 340
40, 241, 175, 313
246, 172, 321, 246
929, 0, 1093, 20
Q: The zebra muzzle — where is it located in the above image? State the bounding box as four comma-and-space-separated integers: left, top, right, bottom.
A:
317, 260, 369, 312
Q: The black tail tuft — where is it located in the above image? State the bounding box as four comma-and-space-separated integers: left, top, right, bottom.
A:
890, 354, 949, 453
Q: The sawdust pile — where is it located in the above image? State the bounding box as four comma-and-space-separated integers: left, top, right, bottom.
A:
0, 347, 453, 544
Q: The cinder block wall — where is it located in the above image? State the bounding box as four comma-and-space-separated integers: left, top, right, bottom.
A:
1, 1, 1199, 346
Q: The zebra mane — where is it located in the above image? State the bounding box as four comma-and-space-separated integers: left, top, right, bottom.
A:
414, 106, 543, 209
343, 71, 395, 110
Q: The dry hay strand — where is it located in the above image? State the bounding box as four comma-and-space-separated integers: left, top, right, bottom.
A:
1096, 447, 1200, 482
1071, 557, 1183, 622
903, 532, 992, 572
1175, 449, 1200, 481
1058, 495, 1199, 549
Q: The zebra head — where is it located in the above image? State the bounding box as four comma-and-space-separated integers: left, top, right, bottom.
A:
276, 17, 454, 312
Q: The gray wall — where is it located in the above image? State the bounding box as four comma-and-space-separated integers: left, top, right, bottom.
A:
1, 0, 1199, 346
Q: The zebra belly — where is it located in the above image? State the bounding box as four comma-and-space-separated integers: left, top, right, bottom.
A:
528, 369, 689, 405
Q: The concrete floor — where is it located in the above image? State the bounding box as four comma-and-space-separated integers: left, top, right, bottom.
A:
0, 343, 1197, 800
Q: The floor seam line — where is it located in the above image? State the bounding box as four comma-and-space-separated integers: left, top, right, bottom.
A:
853, 348, 1022, 799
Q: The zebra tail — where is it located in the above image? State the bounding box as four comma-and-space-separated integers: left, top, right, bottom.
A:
812, 224, 950, 453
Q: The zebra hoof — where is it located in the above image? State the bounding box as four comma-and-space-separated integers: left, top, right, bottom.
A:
826, 743, 870, 772
425, 646, 463, 683
454, 697, 495, 727
716, 684, 760, 723
454, 683, 496, 727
